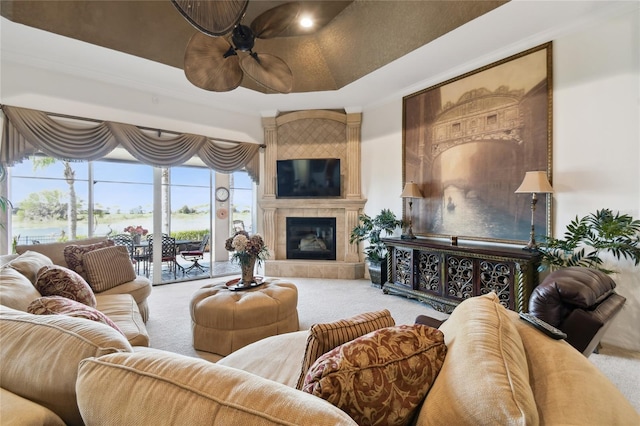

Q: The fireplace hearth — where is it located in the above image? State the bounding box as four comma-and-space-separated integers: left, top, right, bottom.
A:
286, 217, 336, 260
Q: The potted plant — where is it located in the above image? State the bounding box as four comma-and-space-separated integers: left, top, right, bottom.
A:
538, 208, 640, 274
0, 164, 10, 231
350, 209, 403, 286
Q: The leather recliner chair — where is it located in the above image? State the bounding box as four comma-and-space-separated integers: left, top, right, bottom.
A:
528, 266, 626, 356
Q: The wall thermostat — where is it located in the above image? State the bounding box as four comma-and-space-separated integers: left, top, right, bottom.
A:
216, 208, 228, 219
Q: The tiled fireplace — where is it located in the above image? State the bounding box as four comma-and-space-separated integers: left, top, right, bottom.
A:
259, 110, 366, 279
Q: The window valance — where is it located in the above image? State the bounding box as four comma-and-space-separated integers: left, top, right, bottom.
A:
1, 105, 260, 183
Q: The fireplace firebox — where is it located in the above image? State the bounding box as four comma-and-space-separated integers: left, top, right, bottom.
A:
286, 217, 336, 260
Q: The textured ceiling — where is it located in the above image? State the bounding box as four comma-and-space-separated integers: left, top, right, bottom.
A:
0, 0, 507, 94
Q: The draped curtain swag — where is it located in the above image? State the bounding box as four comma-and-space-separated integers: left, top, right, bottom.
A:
1, 105, 260, 183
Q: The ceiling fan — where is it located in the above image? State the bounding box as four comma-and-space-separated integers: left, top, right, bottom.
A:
171, 0, 300, 94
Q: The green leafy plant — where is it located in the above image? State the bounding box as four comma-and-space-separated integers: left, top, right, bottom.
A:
538, 208, 640, 274
0, 164, 11, 230
350, 209, 403, 263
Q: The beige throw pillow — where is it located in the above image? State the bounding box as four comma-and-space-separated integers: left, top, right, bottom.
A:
6, 250, 53, 284
82, 245, 136, 293
0, 266, 42, 311
303, 324, 447, 426
296, 309, 395, 389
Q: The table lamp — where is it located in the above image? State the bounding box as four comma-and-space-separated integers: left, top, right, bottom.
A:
515, 171, 553, 250
400, 181, 424, 239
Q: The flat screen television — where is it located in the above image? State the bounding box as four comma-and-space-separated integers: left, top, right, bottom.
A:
276, 158, 341, 198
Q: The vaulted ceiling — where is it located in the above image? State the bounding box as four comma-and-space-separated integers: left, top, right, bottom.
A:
0, 0, 506, 93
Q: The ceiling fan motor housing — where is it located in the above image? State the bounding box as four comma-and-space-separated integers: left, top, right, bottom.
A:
232, 25, 255, 51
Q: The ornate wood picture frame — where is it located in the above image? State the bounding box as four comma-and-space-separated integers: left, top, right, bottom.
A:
403, 42, 553, 244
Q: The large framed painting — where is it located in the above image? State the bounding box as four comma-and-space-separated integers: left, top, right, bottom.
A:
403, 42, 552, 244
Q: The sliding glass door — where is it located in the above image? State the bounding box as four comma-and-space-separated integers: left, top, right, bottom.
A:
8, 157, 249, 285
166, 166, 213, 283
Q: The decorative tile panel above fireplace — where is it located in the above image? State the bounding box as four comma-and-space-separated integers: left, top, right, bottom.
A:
260, 110, 367, 279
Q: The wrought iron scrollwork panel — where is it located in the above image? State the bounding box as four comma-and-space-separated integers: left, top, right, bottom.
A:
394, 248, 412, 287
479, 260, 512, 308
445, 256, 473, 300
417, 251, 441, 292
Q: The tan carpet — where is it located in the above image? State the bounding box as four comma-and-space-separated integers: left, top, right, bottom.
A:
145, 276, 640, 412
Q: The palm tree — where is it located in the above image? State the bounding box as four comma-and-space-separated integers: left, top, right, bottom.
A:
32, 157, 78, 240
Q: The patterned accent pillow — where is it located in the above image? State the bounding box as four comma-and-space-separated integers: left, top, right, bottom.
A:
27, 295, 124, 336
63, 240, 115, 281
82, 245, 136, 292
35, 265, 97, 308
296, 309, 395, 390
303, 324, 447, 426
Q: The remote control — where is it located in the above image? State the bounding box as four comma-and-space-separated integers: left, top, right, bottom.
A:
519, 313, 567, 340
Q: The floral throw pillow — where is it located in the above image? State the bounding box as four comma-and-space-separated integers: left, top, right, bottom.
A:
296, 309, 395, 389
27, 295, 124, 336
63, 240, 115, 281
35, 265, 97, 308
303, 324, 447, 426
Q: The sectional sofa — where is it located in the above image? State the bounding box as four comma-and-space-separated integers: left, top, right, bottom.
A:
14, 237, 152, 322
1, 266, 638, 426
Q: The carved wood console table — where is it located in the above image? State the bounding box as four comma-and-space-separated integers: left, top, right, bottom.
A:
381, 238, 541, 313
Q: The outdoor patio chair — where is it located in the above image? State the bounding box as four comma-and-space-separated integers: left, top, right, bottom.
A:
180, 234, 210, 274
148, 234, 182, 279
109, 233, 145, 273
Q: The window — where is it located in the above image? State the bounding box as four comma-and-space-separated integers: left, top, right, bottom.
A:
230, 171, 254, 233
9, 157, 251, 284
11, 157, 90, 244
93, 161, 153, 237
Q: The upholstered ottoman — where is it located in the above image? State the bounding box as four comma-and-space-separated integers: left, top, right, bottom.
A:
190, 279, 299, 356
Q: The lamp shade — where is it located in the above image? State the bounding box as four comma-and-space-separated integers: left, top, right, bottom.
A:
401, 182, 424, 198
515, 171, 554, 194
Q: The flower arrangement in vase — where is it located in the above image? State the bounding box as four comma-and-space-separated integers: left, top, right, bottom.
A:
225, 230, 269, 286
124, 225, 148, 244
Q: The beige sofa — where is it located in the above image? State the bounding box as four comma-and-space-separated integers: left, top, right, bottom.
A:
1, 290, 638, 425
15, 237, 152, 322
2, 237, 151, 346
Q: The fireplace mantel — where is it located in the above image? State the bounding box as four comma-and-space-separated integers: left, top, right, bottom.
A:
260, 198, 367, 210
259, 109, 366, 279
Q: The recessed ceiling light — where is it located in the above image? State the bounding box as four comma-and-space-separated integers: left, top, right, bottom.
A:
300, 16, 313, 28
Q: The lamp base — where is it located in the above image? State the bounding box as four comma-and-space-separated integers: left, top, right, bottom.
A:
401, 224, 417, 239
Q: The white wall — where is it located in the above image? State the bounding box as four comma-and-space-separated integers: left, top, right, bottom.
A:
361, 10, 640, 351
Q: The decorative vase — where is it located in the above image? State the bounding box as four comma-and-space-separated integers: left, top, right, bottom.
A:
133, 234, 142, 245
239, 256, 256, 287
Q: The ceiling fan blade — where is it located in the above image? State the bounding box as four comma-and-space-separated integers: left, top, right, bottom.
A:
250, 2, 301, 39
184, 32, 242, 92
171, 0, 249, 36
240, 53, 294, 94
